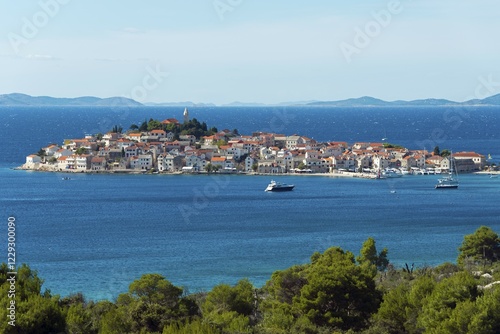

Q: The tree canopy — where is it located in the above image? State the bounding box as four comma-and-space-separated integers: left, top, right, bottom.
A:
458, 226, 500, 267
2, 229, 500, 333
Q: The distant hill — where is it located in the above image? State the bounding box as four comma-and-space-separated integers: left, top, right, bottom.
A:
145, 101, 216, 107
2, 92, 500, 107
308, 96, 391, 107
0, 93, 143, 106
223, 101, 268, 107
306, 94, 500, 107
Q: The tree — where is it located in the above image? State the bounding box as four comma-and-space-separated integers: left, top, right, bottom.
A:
205, 163, 214, 173
129, 274, 183, 308
458, 226, 500, 267
201, 279, 255, 333
139, 119, 148, 132
296, 247, 381, 331
418, 271, 478, 332
37, 148, 46, 158
357, 237, 389, 272
433, 146, 440, 156
215, 139, 228, 148
111, 125, 123, 133
0, 264, 66, 334
129, 124, 139, 130
441, 149, 451, 157
75, 147, 87, 155
117, 273, 187, 333
147, 119, 163, 131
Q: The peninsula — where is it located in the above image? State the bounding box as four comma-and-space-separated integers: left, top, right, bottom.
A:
20, 109, 491, 177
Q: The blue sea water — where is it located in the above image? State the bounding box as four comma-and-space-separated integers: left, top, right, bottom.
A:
1, 106, 500, 300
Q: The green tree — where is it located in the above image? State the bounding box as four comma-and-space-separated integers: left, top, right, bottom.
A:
433, 146, 440, 156
139, 119, 148, 132
147, 119, 163, 131
66, 303, 92, 334
0, 264, 66, 334
418, 271, 478, 332
115, 273, 188, 333
75, 147, 87, 155
458, 226, 500, 268
201, 280, 255, 333
296, 247, 381, 331
441, 149, 451, 157
205, 163, 214, 173
215, 139, 228, 148
37, 148, 47, 158
111, 125, 123, 133
357, 237, 389, 271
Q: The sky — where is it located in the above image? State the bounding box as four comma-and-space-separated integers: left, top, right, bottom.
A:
1, 0, 499, 105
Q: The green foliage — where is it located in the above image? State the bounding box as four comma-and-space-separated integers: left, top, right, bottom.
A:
162, 318, 219, 334
75, 147, 87, 155
111, 125, 123, 133
66, 303, 92, 334
0, 264, 65, 334
215, 139, 228, 148
296, 247, 381, 331
4, 230, 500, 334
357, 237, 389, 272
139, 119, 148, 132
37, 148, 46, 157
383, 143, 404, 149
205, 163, 220, 173
458, 226, 500, 268
433, 146, 440, 156
201, 279, 255, 333
147, 119, 163, 131
418, 272, 478, 333
441, 149, 451, 157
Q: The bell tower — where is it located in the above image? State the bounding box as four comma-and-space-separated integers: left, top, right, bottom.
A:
183, 107, 189, 124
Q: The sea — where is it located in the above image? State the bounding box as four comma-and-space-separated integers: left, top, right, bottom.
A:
1, 105, 500, 301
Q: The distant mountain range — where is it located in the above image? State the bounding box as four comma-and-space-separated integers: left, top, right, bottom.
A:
1, 93, 500, 107
304, 94, 500, 107
0, 93, 142, 107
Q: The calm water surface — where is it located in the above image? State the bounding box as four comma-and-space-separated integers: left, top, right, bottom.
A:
1, 106, 499, 300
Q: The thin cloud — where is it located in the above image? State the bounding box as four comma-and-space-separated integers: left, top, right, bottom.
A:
25, 54, 61, 61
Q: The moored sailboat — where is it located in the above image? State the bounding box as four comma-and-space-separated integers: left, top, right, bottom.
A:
435, 154, 459, 189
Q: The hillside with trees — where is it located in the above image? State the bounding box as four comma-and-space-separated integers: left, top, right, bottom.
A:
1, 226, 499, 333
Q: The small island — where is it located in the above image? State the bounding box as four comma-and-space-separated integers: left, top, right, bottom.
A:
19, 108, 494, 177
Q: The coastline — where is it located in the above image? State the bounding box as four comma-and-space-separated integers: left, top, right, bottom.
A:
14, 164, 381, 179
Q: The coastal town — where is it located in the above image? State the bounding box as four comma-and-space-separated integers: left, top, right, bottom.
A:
21, 109, 493, 178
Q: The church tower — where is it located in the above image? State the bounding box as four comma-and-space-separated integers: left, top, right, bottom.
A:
183, 107, 189, 124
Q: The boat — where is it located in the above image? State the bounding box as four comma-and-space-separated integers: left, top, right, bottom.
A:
382, 169, 403, 178
265, 180, 294, 192
435, 155, 459, 189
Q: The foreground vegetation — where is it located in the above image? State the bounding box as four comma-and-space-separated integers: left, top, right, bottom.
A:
1, 226, 499, 334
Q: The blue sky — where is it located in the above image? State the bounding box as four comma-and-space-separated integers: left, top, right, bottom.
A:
1, 0, 499, 104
